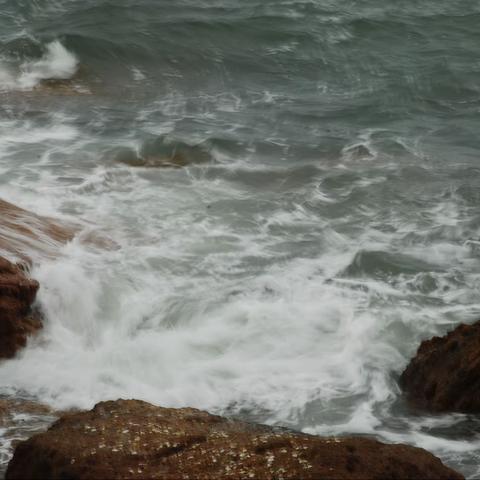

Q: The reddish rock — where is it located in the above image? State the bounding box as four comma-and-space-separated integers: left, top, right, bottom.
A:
0, 198, 117, 261
6, 399, 462, 480
400, 321, 480, 413
0, 198, 75, 261
0, 257, 42, 358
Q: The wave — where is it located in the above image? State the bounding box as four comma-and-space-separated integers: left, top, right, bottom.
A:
0, 40, 78, 91
342, 250, 444, 279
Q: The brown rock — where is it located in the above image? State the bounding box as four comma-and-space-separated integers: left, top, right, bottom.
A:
400, 321, 480, 413
0, 198, 75, 261
0, 397, 60, 478
6, 399, 463, 480
0, 257, 42, 358
33, 77, 92, 96
0, 398, 53, 419
111, 138, 212, 169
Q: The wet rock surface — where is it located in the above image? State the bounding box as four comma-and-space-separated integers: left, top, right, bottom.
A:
6, 399, 463, 480
0, 397, 58, 477
0, 198, 115, 261
400, 321, 480, 413
0, 256, 42, 359
0, 198, 75, 261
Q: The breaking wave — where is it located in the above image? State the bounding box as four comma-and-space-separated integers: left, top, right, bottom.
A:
0, 40, 78, 91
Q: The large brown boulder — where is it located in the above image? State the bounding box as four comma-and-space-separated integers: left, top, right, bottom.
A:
400, 321, 480, 413
0, 257, 42, 358
6, 399, 462, 480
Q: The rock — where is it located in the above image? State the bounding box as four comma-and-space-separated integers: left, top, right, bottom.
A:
0, 257, 41, 358
0, 397, 63, 478
400, 321, 480, 413
0, 198, 75, 261
111, 137, 212, 169
0, 397, 53, 420
115, 149, 192, 168
342, 144, 375, 161
6, 399, 463, 480
32, 78, 92, 96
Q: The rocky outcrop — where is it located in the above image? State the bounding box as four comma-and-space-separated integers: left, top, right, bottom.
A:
0, 198, 72, 358
6, 399, 463, 480
400, 321, 480, 413
0, 257, 42, 358
0, 198, 75, 261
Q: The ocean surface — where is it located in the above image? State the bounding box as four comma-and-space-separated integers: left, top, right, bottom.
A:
1, 0, 480, 476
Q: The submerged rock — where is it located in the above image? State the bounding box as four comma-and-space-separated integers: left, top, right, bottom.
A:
0, 397, 61, 478
32, 77, 92, 96
6, 399, 462, 480
114, 147, 193, 168
111, 137, 212, 169
400, 321, 480, 413
0, 257, 41, 359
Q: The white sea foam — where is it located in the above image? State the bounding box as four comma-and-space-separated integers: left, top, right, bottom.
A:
0, 105, 479, 477
19, 41, 78, 88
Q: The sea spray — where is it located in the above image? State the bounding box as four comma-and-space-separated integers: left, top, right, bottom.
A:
0, 40, 78, 90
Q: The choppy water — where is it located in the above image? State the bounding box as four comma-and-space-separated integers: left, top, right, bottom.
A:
1, 0, 480, 477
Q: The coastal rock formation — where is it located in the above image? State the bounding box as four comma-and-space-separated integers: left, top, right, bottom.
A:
0, 198, 75, 261
400, 321, 480, 413
6, 399, 463, 480
0, 257, 41, 358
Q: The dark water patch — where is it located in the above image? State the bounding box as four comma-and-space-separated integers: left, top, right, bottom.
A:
1, 36, 43, 60
449, 166, 480, 180
202, 164, 322, 192
396, 165, 432, 181
342, 250, 443, 279
320, 172, 363, 191
208, 136, 250, 159
455, 184, 480, 206
62, 33, 132, 63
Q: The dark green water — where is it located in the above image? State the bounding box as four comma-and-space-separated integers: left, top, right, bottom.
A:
1, 1, 480, 477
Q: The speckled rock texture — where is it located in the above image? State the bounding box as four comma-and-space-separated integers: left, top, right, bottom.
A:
6, 399, 463, 480
0, 257, 41, 359
400, 321, 480, 413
